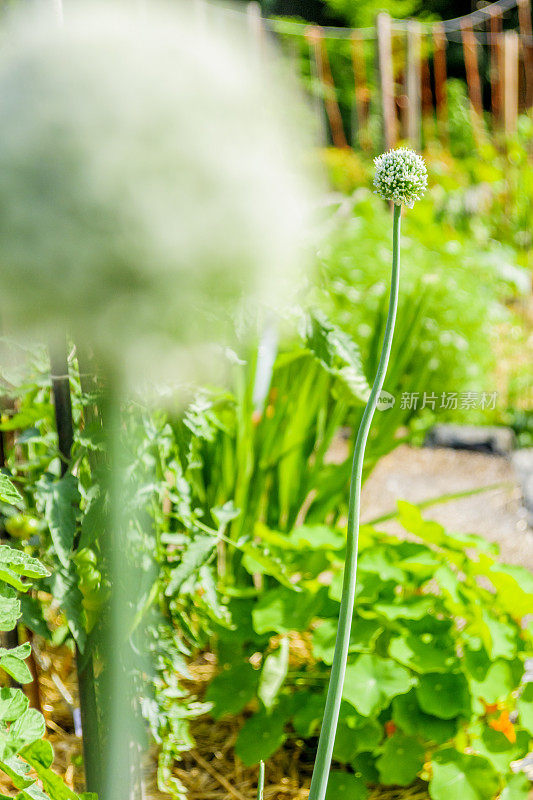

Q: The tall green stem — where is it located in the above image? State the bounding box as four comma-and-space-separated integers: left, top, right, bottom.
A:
308, 204, 402, 800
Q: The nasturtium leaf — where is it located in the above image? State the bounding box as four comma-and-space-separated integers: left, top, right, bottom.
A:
377, 732, 424, 786
375, 596, 435, 621
258, 637, 289, 710
292, 693, 325, 737
416, 673, 471, 719
517, 682, 533, 735
342, 654, 414, 717
328, 571, 382, 605
470, 727, 529, 775
392, 689, 457, 744
325, 770, 368, 800
0, 689, 29, 723
468, 659, 522, 704
333, 716, 382, 763
312, 618, 382, 664
352, 751, 379, 784
397, 502, 446, 546
434, 565, 462, 606
234, 709, 286, 766
288, 525, 345, 551
357, 549, 404, 582
482, 566, 533, 619
252, 587, 320, 635
0, 655, 32, 685
389, 633, 458, 674
0, 475, 22, 507
429, 748, 500, 800
500, 772, 531, 800
42, 475, 80, 569
206, 661, 258, 719
481, 611, 519, 660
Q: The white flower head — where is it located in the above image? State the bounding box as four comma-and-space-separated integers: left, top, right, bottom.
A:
373, 147, 428, 209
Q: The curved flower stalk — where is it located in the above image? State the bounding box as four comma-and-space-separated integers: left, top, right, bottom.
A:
308, 149, 428, 800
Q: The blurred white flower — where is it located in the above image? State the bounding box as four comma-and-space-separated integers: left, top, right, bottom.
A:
0, 1, 317, 380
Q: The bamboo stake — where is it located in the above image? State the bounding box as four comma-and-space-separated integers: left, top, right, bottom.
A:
433, 23, 448, 143
376, 12, 397, 150
404, 20, 422, 149
518, 0, 533, 108
502, 30, 519, 133
306, 26, 348, 149
351, 32, 371, 149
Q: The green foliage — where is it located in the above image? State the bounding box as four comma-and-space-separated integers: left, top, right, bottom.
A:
205, 504, 532, 797
0, 474, 87, 800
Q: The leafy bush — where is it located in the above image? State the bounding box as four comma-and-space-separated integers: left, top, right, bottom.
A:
0, 474, 93, 800
206, 503, 533, 798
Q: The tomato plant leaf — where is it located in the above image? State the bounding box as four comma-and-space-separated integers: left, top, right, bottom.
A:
0, 475, 22, 507
42, 475, 80, 570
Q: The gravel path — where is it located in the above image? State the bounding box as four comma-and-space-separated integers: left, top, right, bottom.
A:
360, 444, 533, 570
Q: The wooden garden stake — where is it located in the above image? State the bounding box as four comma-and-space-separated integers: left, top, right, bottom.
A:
461, 21, 483, 118
351, 32, 371, 150
518, 0, 533, 108
489, 8, 503, 125
376, 12, 397, 150
306, 26, 348, 149
502, 30, 519, 133
404, 20, 422, 149
433, 22, 449, 143
305, 27, 328, 146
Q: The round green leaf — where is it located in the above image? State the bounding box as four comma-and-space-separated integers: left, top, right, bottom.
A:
205, 661, 258, 719
429, 748, 500, 800
325, 770, 368, 800
235, 710, 286, 766
377, 732, 425, 786
343, 654, 414, 717
389, 633, 459, 673
416, 672, 471, 719
393, 689, 457, 744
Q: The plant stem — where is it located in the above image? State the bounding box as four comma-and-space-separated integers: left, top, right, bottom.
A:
257, 761, 265, 800
50, 342, 102, 795
308, 204, 402, 800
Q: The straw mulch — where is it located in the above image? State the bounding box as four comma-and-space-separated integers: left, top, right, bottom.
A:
0, 638, 433, 800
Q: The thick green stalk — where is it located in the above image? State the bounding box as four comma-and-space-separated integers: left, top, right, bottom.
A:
308, 204, 402, 800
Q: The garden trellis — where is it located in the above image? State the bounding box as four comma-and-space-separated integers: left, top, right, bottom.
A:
256, 0, 533, 150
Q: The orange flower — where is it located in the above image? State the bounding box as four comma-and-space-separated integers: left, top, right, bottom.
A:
489, 711, 516, 743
